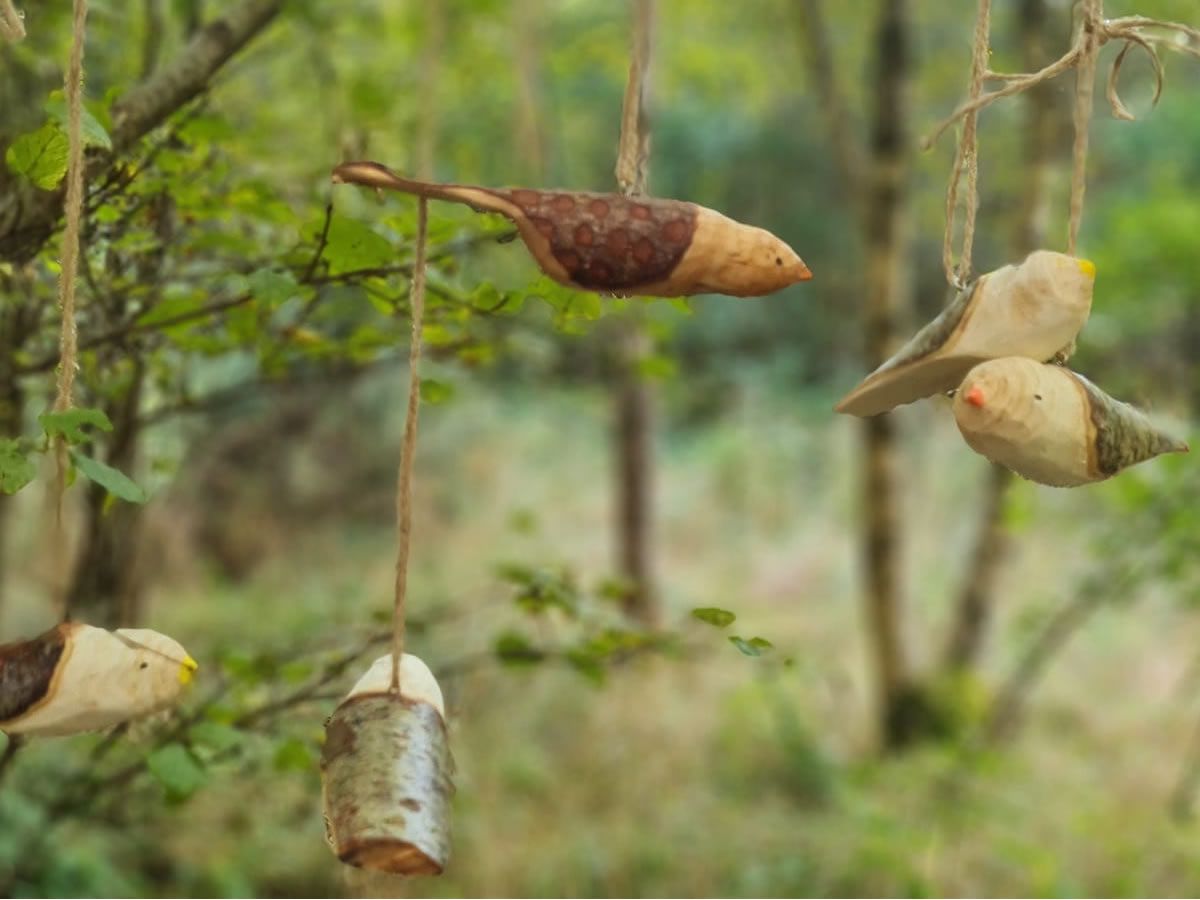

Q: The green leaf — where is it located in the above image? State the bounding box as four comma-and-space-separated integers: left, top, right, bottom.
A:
39, 408, 113, 444
44, 96, 113, 150
188, 721, 243, 753
494, 631, 545, 666
419, 379, 455, 405
272, 737, 315, 772
565, 647, 606, 685
323, 216, 394, 275
729, 635, 773, 657
70, 450, 148, 503
146, 744, 207, 800
692, 607, 736, 628
6, 123, 69, 189
248, 269, 299, 308
0, 440, 36, 495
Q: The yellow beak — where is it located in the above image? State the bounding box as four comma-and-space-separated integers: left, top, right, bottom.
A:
178, 656, 199, 685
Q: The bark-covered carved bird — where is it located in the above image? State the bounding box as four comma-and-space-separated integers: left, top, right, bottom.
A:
331, 161, 812, 298
953, 357, 1189, 487
322, 653, 452, 876
0, 622, 197, 737
836, 251, 1095, 417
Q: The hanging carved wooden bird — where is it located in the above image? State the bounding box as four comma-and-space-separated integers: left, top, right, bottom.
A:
0, 622, 197, 737
331, 161, 812, 297
953, 357, 1189, 487
836, 251, 1095, 417
322, 653, 453, 876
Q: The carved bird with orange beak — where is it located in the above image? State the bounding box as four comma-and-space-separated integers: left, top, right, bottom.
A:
953, 357, 1188, 487
331, 161, 812, 298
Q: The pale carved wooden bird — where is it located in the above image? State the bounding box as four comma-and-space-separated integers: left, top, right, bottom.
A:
0, 622, 197, 737
836, 251, 1095, 417
331, 161, 812, 298
953, 357, 1189, 487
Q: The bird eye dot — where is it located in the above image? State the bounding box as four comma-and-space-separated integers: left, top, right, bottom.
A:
775, 257, 783, 266
140, 661, 149, 669
1034, 393, 1043, 401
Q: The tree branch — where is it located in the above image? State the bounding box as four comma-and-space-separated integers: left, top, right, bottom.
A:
793, 0, 866, 223
0, 0, 282, 263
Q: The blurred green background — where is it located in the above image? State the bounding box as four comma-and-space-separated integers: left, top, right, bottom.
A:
1, 0, 1199, 896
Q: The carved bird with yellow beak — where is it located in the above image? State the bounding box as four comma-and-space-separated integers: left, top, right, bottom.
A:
837, 251, 1095, 417
0, 623, 197, 737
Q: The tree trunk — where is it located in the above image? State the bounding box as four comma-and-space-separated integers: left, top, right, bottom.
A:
65, 362, 147, 628
0, 277, 38, 619
611, 0, 660, 628
860, 0, 916, 749
943, 0, 1056, 675
614, 322, 658, 626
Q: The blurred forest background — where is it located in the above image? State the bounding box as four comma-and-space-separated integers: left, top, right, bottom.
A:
1, 0, 1200, 896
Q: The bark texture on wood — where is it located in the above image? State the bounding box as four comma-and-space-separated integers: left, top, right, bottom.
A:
861, 0, 915, 749
322, 694, 453, 876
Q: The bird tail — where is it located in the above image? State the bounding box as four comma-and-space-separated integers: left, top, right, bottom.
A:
331, 161, 489, 208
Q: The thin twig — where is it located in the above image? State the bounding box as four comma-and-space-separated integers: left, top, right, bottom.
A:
1067, 0, 1101, 256
0, 734, 23, 785
301, 201, 333, 283
0, 0, 24, 41
984, 591, 1105, 742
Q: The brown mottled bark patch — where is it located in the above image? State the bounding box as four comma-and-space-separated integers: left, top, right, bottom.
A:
0, 626, 67, 723
1076, 374, 1183, 477
492, 189, 697, 292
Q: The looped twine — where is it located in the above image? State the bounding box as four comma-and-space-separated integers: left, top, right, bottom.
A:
931, 0, 1199, 269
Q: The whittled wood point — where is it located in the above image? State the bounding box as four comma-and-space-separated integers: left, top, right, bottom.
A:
331, 161, 811, 298
953, 357, 1188, 487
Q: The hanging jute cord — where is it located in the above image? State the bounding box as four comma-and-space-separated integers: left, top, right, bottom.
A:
942, 0, 991, 288
1068, 0, 1101, 256
389, 197, 429, 694
53, 0, 89, 613
937, 0, 1181, 276
615, 0, 652, 198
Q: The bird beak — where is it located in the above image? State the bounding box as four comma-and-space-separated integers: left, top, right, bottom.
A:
797, 260, 813, 282
964, 386, 986, 408
179, 656, 199, 685
1077, 258, 1096, 279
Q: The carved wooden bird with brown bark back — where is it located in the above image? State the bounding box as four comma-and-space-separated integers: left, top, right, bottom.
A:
331, 161, 812, 298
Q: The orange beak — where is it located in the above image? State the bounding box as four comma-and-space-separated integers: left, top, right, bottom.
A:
964, 386, 986, 408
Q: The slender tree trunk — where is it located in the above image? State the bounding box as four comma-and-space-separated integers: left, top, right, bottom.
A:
65, 365, 146, 628
860, 0, 916, 749
611, 0, 659, 627
614, 322, 658, 626
512, 0, 548, 184
0, 279, 37, 619
0, 369, 23, 618
943, 0, 1055, 674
